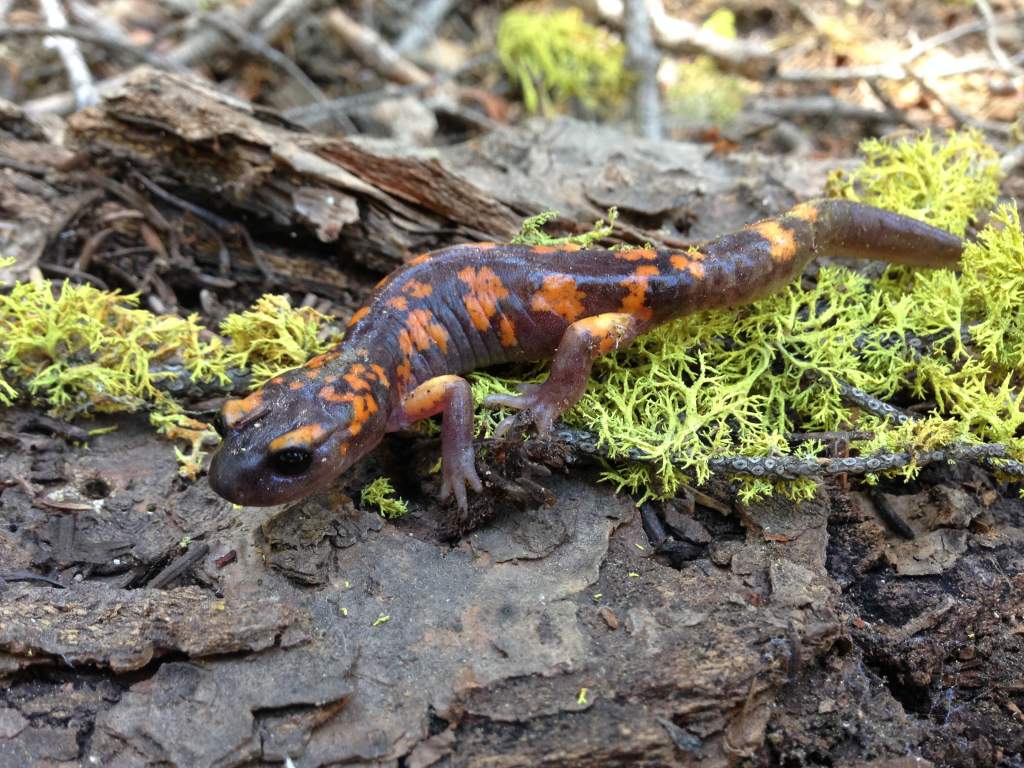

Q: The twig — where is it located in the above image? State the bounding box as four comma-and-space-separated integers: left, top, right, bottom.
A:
23, 0, 314, 115
0, 25, 188, 72
283, 50, 494, 124
147, 541, 210, 588
198, 13, 354, 132
836, 381, 914, 425
624, 0, 661, 140
393, 0, 460, 55
584, 0, 777, 77
36, 0, 98, 108
130, 172, 277, 285
546, 424, 1018, 481
779, 11, 1024, 83
974, 0, 1023, 76
325, 8, 432, 86
906, 66, 1013, 136
748, 95, 913, 126
1000, 144, 1024, 176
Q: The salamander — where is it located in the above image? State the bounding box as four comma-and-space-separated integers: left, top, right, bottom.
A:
208, 199, 963, 510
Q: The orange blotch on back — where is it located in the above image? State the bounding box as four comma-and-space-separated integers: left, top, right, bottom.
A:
370, 363, 389, 387
222, 390, 265, 428
405, 280, 433, 298
616, 247, 657, 262
343, 363, 373, 392
347, 306, 370, 328
499, 315, 518, 347
788, 202, 819, 222
617, 265, 660, 322
407, 252, 433, 266
396, 360, 413, 386
319, 386, 377, 436
672, 252, 707, 280
531, 274, 586, 323
751, 220, 798, 264
269, 423, 329, 453
458, 266, 509, 331
530, 245, 558, 254
406, 308, 449, 354
388, 296, 409, 311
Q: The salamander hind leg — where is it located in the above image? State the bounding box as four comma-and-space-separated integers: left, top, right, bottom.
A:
483, 313, 643, 438
390, 374, 483, 511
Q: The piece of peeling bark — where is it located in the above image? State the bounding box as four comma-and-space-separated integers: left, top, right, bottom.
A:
0, 583, 296, 672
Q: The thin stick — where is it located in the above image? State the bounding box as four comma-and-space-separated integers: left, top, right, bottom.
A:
23, 0, 311, 115
0, 25, 188, 71
325, 7, 432, 86
393, 0, 460, 55
974, 0, 1023, 75
198, 13, 354, 132
35, 0, 98, 108
779, 11, 1024, 83
584, 0, 776, 77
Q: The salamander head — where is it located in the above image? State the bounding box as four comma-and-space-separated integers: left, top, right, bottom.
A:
208, 354, 391, 506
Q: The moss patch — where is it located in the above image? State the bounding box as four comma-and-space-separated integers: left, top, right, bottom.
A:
497, 7, 632, 115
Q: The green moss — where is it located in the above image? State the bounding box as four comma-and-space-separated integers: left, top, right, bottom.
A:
361, 477, 408, 519
702, 8, 737, 39
497, 7, 632, 115
826, 129, 1000, 236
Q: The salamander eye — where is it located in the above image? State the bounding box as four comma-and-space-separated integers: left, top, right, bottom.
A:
269, 448, 313, 476
211, 413, 226, 437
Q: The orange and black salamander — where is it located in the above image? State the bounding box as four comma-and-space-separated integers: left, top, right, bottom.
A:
208, 200, 963, 510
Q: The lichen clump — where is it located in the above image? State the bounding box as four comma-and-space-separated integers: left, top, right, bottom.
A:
0, 283, 341, 477
361, 477, 409, 519
497, 7, 632, 115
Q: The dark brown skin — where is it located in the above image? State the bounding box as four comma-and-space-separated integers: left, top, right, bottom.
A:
208, 200, 963, 510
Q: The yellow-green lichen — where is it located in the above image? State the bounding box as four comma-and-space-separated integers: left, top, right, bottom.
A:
0, 282, 224, 416
827, 129, 1000, 236
0, 283, 341, 475
512, 207, 618, 247
219, 294, 342, 386
497, 7, 632, 115
361, 477, 409, 519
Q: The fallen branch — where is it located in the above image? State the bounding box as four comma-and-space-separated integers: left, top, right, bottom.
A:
325, 7, 431, 87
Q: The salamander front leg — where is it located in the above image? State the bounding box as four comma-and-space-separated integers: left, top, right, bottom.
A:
483, 313, 642, 438
390, 375, 483, 510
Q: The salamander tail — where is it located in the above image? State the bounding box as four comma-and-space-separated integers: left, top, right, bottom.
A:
794, 199, 964, 268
